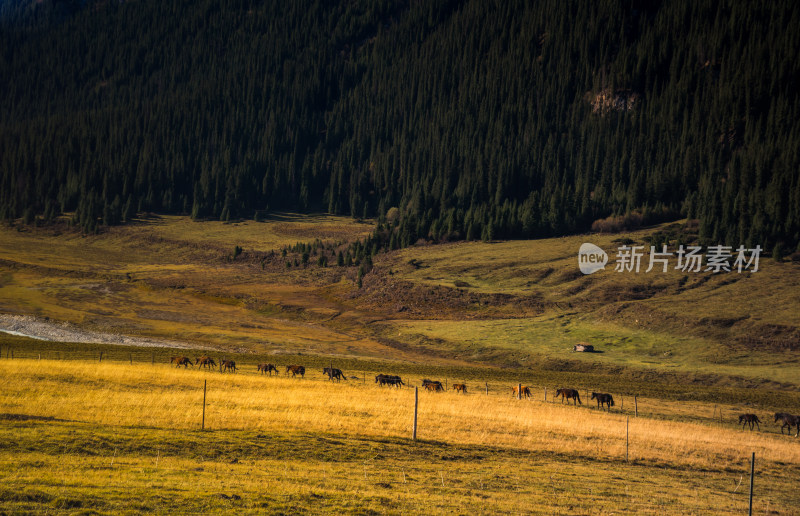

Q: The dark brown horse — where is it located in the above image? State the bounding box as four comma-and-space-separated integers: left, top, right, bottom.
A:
195, 356, 217, 369
774, 413, 800, 436
738, 414, 761, 431
375, 374, 404, 388
452, 383, 467, 394
422, 379, 443, 390
171, 356, 193, 368
286, 365, 305, 378
591, 392, 614, 410
323, 367, 346, 381
511, 385, 532, 398
258, 363, 279, 375
556, 388, 582, 405
219, 359, 237, 373
423, 381, 444, 392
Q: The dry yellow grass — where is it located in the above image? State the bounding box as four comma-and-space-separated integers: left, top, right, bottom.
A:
135, 213, 373, 252
2, 358, 799, 514
2, 359, 797, 470
0, 215, 416, 360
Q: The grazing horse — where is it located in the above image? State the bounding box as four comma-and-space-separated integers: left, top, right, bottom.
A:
511, 386, 532, 398
738, 414, 761, 431
423, 381, 444, 392
286, 365, 305, 378
323, 367, 347, 382
258, 363, 279, 375
219, 359, 237, 373
195, 356, 217, 369
421, 379, 443, 391
556, 388, 582, 405
375, 374, 404, 388
171, 356, 193, 368
774, 413, 800, 436
452, 383, 467, 394
590, 392, 614, 410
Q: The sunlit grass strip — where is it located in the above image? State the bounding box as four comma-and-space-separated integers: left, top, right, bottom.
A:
2, 359, 798, 472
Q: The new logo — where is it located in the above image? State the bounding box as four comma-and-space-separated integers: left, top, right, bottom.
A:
578, 243, 608, 274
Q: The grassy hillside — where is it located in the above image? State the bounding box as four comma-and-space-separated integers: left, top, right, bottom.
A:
1, 216, 799, 390
373, 224, 800, 387
0, 214, 395, 359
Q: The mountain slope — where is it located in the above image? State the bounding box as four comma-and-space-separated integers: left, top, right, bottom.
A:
1, 0, 798, 251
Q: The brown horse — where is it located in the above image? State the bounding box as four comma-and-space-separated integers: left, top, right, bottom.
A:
195, 356, 217, 369
556, 388, 582, 405
774, 413, 800, 436
591, 392, 614, 410
423, 381, 444, 392
323, 367, 347, 381
171, 356, 193, 368
452, 383, 467, 394
375, 374, 404, 388
286, 365, 305, 378
219, 359, 237, 373
422, 379, 444, 391
258, 363, 279, 375
738, 414, 761, 431
511, 385, 532, 398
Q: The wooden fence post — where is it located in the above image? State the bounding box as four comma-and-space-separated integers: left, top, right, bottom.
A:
202, 379, 207, 430
412, 387, 418, 441
634, 396, 638, 417
626, 416, 629, 462
544, 387, 547, 402
621, 395, 624, 411
517, 383, 521, 400
485, 382, 488, 395
748, 452, 755, 516
130, 353, 133, 365
99, 351, 103, 362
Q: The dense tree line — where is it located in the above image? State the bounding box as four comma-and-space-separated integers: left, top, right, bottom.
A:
0, 0, 798, 251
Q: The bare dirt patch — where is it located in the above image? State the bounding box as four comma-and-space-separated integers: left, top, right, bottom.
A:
0, 314, 203, 350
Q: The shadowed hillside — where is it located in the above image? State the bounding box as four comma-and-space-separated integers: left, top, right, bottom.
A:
1, 0, 798, 252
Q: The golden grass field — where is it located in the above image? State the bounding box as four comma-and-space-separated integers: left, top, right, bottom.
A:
1, 214, 800, 513
1, 215, 799, 384
2, 356, 799, 514
378, 227, 800, 387
0, 214, 409, 360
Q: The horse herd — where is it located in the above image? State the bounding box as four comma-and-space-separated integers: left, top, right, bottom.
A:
169, 356, 344, 381
169, 356, 800, 435
753, 413, 800, 436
